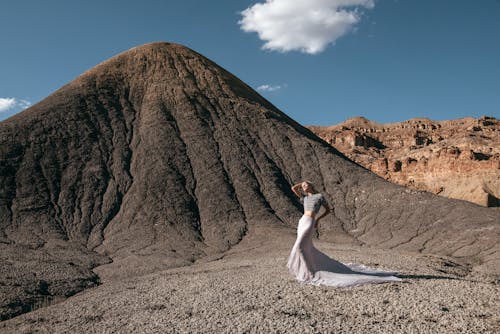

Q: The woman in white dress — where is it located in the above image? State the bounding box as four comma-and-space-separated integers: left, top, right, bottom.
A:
287, 181, 403, 287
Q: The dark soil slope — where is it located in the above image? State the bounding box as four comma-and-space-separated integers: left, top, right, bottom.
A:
0, 42, 498, 320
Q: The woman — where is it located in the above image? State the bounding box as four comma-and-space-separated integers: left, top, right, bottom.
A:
287, 181, 403, 287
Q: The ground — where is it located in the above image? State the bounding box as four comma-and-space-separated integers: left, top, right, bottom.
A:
1, 226, 498, 334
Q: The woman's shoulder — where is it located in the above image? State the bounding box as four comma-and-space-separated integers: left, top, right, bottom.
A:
314, 192, 327, 202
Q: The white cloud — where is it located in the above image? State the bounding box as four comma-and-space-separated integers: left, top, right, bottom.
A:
0, 98, 17, 112
19, 99, 32, 108
257, 84, 287, 92
0, 97, 32, 113
239, 0, 374, 54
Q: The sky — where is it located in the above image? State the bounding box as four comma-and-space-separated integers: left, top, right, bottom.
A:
0, 0, 499, 126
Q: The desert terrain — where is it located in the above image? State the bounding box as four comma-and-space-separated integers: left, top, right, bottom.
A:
0, 43, 498, 333
1, 225, 498, 333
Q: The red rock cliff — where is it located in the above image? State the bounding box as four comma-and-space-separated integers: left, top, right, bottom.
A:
308, 116, 499, 207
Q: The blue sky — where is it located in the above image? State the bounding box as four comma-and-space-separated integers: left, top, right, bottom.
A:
1, 0, 499, 125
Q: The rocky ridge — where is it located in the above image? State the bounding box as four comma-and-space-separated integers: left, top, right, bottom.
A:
308, 116, 499, 207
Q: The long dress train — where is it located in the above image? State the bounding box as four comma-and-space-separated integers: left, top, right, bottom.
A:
286, 215, 403, 287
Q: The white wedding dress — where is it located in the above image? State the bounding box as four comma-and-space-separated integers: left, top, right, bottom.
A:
287, 215, 403, 287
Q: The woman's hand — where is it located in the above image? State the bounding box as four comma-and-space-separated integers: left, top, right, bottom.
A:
291, 182, 303, 197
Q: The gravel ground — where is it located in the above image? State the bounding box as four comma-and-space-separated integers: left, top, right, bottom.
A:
1, 227, 498, 334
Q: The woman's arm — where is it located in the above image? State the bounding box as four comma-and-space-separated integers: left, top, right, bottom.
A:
314, 202, 331, 227
315, 205, 331, 221
291, 182, 303, 197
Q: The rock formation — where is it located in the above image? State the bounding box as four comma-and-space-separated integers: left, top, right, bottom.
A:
1, 43, 498, 320
308, 117, 500, 207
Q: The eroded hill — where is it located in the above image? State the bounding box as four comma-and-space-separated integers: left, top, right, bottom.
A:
1, 43, 498, 320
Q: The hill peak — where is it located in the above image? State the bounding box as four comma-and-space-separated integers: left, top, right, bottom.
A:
4, 41, 298, 129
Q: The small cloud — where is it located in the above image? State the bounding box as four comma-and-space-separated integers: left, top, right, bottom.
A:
19, 99, 32, 108
0, 97, 32, 113
239, 0, 374, 54
257, 84, 287, 92
0, 98, 17, 112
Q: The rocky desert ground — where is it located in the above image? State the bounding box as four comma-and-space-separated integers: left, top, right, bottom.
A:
1, 225, 498, 334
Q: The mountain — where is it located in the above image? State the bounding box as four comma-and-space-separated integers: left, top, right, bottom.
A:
308, 116, 499, 207
0, 42, 498, 320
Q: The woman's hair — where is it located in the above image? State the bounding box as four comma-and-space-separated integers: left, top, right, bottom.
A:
303, 180, 317, 192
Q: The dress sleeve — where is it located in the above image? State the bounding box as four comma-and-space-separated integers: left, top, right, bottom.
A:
299, 196, 304, 204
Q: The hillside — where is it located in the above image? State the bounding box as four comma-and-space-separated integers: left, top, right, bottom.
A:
0, 43, 498, 321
